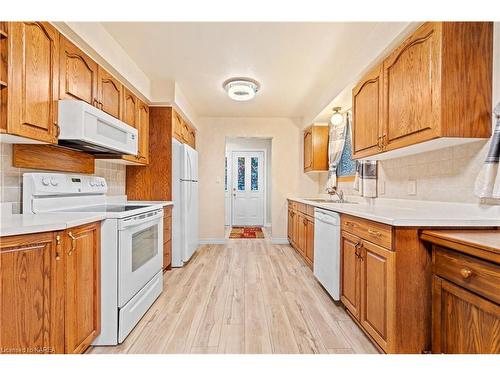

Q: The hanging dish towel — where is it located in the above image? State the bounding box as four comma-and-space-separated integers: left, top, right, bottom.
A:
353, 160, 377, 198
325, 113, 348, 192
474, 102, 500, 199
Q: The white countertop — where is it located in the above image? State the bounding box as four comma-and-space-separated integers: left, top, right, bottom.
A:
289, 197, 500, 227
127, 200, 173, 207
0, 198, 173, 237
0, 212, 106, 237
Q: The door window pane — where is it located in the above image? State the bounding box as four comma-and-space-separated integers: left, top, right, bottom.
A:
251, 157, 259, 191
238, 157, 245, 191
132, 225, 158, 272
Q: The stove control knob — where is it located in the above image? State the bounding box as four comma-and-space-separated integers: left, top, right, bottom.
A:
42, 177, 50, 186
100, 181, 105, 187
89, 180, 96, 187
50, 177, 58, 186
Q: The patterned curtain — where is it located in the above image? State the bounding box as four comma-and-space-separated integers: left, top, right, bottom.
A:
325, 113, 348, 192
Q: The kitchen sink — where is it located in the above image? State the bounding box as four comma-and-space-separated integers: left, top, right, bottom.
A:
304, 198, 358, 204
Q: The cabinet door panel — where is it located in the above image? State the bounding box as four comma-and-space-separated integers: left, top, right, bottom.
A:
352, 65, 383, 158
97, 66, 122, 119
432, 276, 500, 354
340, 232, 361, 319
305, 217, 314, 266
64, 223, 100, 354
0, 232, 64, 354
303, 129, 312, 170
383, 23, 441, 149
122, 87, 137, 128
137, 99, 149, 163
59, 36, 97, 105
360, 241, 395, 352
8, 22, 59, 143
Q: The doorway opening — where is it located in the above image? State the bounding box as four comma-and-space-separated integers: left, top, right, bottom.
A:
225, 137, 272, 237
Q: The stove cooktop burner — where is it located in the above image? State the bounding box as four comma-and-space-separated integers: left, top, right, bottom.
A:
59, 205, 151, 213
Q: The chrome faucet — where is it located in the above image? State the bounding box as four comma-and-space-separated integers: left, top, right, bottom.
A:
326, 187, 345, 203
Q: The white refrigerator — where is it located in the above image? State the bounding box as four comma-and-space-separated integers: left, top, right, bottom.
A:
172, 139, 199, 267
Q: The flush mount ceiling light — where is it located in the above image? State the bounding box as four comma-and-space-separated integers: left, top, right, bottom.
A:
330, 107, 344, 126
223, 78, 260, 102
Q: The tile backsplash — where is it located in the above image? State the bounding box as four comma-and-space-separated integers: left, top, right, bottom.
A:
0, 143, 126, 213
320, 140, 499, 205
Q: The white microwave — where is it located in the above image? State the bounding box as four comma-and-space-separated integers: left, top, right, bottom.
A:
58, 99, 138, 155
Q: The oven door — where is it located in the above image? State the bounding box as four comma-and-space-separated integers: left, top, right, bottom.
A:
118, 209, 163, 307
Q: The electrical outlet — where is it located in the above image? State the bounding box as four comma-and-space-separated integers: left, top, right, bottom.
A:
407, 179, 417, 195
379, 181, 385, 195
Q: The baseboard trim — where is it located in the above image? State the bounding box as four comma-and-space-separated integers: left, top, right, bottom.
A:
271, 238, 290, 245
199, 239, 227, 245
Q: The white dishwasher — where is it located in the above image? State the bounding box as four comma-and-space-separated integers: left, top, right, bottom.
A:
313, 208, 341, 300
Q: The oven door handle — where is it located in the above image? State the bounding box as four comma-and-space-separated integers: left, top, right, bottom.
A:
120, 209, 164, 229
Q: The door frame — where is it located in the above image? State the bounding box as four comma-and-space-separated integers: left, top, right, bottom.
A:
228, 148, 267, 227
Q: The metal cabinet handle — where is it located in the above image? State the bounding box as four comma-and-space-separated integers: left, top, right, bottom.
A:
460, 268, 473, 279
67, 231, 76, 256
368, 229, 382, 237
345, 221, 356, 227
55, 235, 61, 261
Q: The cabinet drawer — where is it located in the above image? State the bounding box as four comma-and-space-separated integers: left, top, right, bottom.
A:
296, 202, 307, 214
341, 215, 392, 249
434, 247, 500, 304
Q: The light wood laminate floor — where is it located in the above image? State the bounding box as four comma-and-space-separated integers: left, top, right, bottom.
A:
90, 235, 378, 354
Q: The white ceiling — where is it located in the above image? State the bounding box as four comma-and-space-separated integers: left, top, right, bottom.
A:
101, 22, 412, 120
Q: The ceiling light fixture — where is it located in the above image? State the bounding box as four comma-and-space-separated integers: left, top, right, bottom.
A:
330, 107, 344, 126
223, 78, 260, 102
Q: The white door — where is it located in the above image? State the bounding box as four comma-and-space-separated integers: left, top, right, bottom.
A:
231, 151, 265, 226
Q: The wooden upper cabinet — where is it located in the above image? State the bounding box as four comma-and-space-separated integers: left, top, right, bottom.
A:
171, 109, 196, 149
172, 110, 183, 141
137, 99, 149, 163
122, 87, 138, 128
303, 125, 329, 172
359, 240, 395, 353
382, 22, 442, 151
8, 22, 59, 143
352, 22, 493, 159
97, 66, 123, 119
59, 35, 98, 106
64, 223, 100, 354
352, 64, 383, 158
0, 231, 64, 354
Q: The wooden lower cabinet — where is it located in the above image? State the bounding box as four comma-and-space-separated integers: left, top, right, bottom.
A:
0, 223, 101, 354
287, 200, 314, 268
0, 231, 63, 354
432, 276, 500, 353
359, 240, 395, 352
341, 225, 396, 353
163, 206, 172, 270
340, 232, 361, 320
422, 230, 500, 354
63, 223, 101, 354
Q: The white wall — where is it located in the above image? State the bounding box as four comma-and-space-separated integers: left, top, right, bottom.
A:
225, 137, 272, 226
197, 117, 319, 242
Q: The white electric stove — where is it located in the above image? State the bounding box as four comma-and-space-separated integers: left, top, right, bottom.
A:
23, 172, 164, 345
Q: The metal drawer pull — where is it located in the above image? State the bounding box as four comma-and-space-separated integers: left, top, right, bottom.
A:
345, 221, 356, 227
460, 268, 473, 279
368, 229, 382, 237
67, 232, 77, 256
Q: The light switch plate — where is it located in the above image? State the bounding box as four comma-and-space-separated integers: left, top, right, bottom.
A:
407, 179, 417, 195
215, 176, 221, 184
